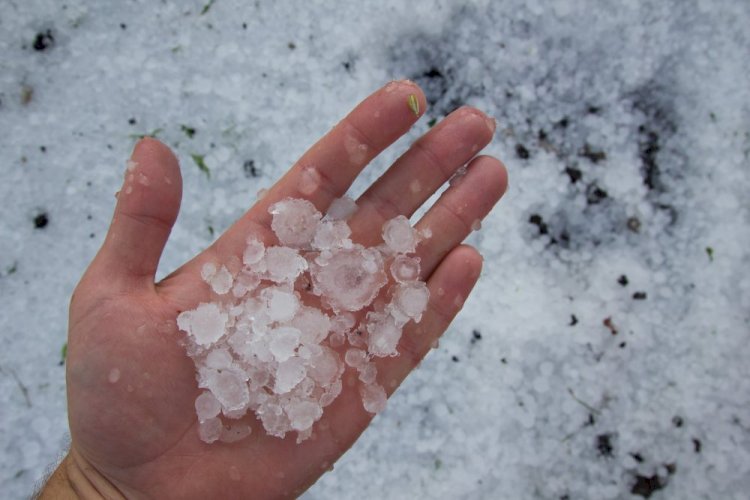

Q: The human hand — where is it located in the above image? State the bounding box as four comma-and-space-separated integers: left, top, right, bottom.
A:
45, 81, 508, 498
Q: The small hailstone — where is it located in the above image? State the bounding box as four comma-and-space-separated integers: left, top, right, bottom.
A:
471, 219, 482, 231
274, 357, 307, 394
243, 237, 265, 265
307, 347, 340, 386
291, 307, 331, 345
296, 376, 316, 397
269, 198, 322, 247
177, 303, 228, 346
262, 286, 300, 323
390, 255, 421, 283
259, 403, 291, 438
206, 348, 233, 370
201, 262, 218, 282
312, 220, 351, 250
344, 348, 367, 369
198, 417, 223, 443
286, 400, 323, 431
264, 246, 307, 283
358, 362, 377, 385
319, 378, 342, 407
195, 391, 222, 422
208, 265, 233, 295
296, 427, 313, 444
268, 326, 302, 361
347, 329, 368, 349
225, 255, 242, 276
360, 382, 387, 414
382, 215, 418, 254
325, 196, 358, 221
328, 331, 346, 348
366, 312, 402, 357
235, 271, 261, 295
393, 281, 430, 322
205, 370, 250, 412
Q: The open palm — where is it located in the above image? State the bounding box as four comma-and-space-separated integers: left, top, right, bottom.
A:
64, 81, 507, 499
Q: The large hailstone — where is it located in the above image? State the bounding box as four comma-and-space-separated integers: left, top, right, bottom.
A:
309, 245, 387, 312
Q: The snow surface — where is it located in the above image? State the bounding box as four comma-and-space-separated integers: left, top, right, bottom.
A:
1, 0, 749, 498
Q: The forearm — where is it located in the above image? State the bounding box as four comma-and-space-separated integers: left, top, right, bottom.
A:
38, 448, 125, 500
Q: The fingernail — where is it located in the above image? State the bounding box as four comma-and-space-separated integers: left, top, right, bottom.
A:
485, 115, 497, 133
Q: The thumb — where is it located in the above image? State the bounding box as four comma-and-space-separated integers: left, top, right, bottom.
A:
89, 137, 182, 291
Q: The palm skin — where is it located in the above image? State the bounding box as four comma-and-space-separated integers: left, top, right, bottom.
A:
62, 81, 508, 499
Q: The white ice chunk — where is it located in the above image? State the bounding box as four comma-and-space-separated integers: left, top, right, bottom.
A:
358, 362, 377, 385
264, 246, 307, 283
312, 220, 351, 250
393, 281, 430, 322
291, 307, 331, 345
258, 402, 290, 438
328, 331, 346, 348
195, 391, 222, 422
201, 262, 217, 282
262, 286, 300, 323
208, 265, 233, 295
382, 215, 418, 254
206, 348, 233, 370
310, 245, 387, 312
344, 348, 367, 369
177, 303, 228, 346
205, 370, 250, 412
268, 326, 301, 361
285, 400, 323, 431
366, 311, 402, 357
198, 417, 223, 443
331, 312, 355, 334
269, 198, 322, 247
274, 357, 306, 394
390, 255, 421, 283
307, 346, 340, 386
319, 378, 342, 407
347, 328, 368, 349
325, 196, 358, 221
243, 236, 265, 266
360, 382, 387, 414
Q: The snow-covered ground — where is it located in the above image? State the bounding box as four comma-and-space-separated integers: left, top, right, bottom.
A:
1, 0, 748, 498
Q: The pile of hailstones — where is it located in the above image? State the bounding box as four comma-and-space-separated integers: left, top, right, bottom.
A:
176, 196, 431, 444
